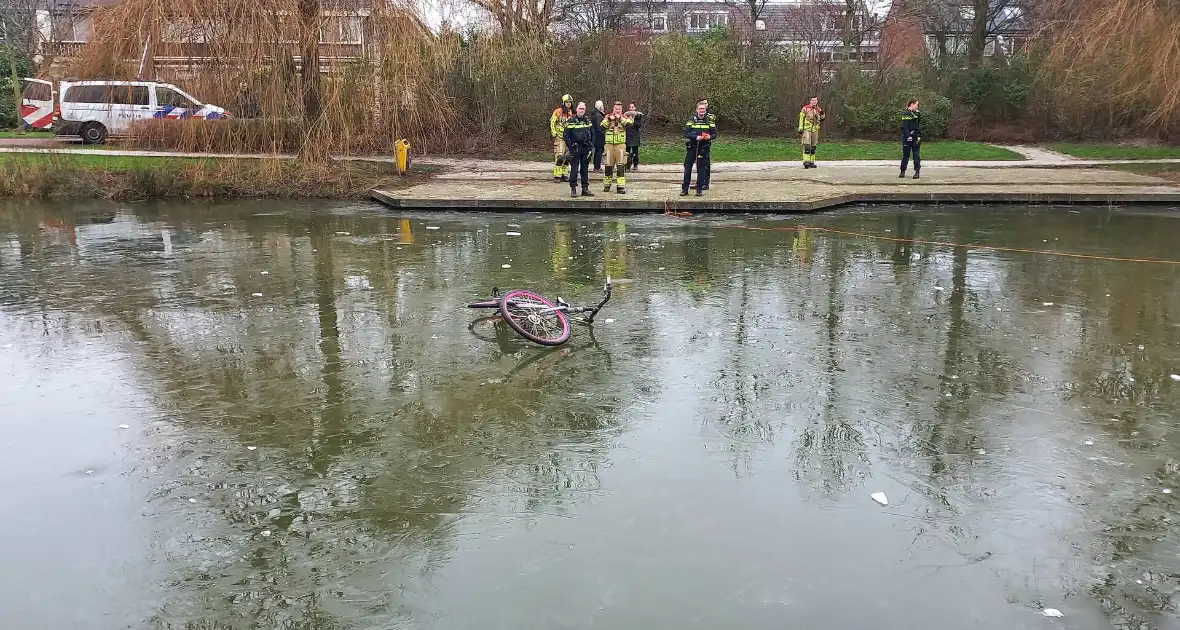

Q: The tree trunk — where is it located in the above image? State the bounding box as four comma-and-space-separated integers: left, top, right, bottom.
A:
968, 0, 989, 68
3, 14, 23, 131
299, 0, 321, 123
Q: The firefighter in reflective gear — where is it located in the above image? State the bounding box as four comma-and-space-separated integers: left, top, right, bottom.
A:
798, 96, 825, 168
900, 99, 922, 179
681, 101, 718, 197
601, 101, 633, 194
563, 101, 596, 198
550, 94, 574, 182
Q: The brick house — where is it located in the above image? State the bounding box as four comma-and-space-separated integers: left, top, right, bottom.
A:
621, 0, 883, 64
620, 0, 1030, 68
34, 0, 383, 74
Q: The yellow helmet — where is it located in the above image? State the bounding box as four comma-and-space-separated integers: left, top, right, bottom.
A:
562, 94, 572, 104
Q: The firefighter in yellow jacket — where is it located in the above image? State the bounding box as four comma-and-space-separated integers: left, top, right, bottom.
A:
550, 94, 574, 182
797, 96, 825, 168
601, 101, 633, 194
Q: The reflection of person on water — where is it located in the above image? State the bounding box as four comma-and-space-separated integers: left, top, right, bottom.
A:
892, 214, 918, 264
791, 227, 815, 266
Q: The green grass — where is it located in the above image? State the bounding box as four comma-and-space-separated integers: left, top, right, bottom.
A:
1049, 143, 1180, 160
0, 152, 215, 170
0, 152, 441, 199
501, 138, 1022, 163
0, 129, 56, 138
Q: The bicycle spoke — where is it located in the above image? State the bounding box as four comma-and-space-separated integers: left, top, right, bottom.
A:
498, 290, 571, 346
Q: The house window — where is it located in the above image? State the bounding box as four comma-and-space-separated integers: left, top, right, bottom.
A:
320, 16, 363, 44
626, 13, 668, 32
62, 16, 92, 42
686, 12, 727, 32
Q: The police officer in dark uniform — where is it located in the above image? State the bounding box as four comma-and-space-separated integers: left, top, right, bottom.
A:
900, 99, 922, 179
681, 101, 719, 197
697, 98, 717, 190
563, 101, 596, 198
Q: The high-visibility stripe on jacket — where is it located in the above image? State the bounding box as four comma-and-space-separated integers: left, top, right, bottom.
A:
550, 106, 572, 137
563, 116, 595, 151
901, 110, 921, 142
798, 105, 824, 133
683, 115, 718, 146
601, 115, 632, 145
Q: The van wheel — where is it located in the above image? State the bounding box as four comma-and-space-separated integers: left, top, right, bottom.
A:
80, 122, 108, 145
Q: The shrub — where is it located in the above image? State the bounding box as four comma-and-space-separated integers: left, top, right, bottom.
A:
831, 68, 952, 138
0, 46, 33, 129
121, 118, 307, 154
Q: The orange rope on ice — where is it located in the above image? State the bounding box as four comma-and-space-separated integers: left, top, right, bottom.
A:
661, 212, 1180, 265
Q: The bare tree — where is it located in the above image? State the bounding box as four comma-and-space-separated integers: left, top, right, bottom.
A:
559, 0, 635, 35
723, 0, 771, 32
795, 0, 879, 63
909, 0, 1029, 67
466, 0, 561, 37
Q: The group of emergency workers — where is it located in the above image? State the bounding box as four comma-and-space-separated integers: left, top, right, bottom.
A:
548, 92, 923, 197
550, 96, 647, 198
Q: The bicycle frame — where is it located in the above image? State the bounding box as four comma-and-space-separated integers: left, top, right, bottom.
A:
466, 277, 612, 344
556, 276, 612, 324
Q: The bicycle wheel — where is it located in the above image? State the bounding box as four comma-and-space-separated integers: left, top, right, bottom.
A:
468, 314, 508, 343
498, 289, 571, 346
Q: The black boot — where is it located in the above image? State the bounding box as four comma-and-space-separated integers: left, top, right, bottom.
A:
913, 170, 920, 179
570, 188, 578, 198
561, 175, 568, 183
899, 170, 906, 178
695, 190, 704, 197
680, 189, 689, 197
581, 188, 594, 197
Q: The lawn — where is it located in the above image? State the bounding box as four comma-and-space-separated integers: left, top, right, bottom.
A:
0, 130, 56, 139
501, 138, 1023, 163
1048, 143, 1180, 160
0, 152, 440, 199
0, 152, 215, 170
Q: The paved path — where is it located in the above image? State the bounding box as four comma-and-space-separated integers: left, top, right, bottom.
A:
370, 145, 1180, 212
372, 160, 1180, 213
4, 142, 1179, 212
2, 143, 1179, 170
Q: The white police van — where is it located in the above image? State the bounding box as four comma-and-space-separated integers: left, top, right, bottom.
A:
57, 80, 229, 144
20, 78, 56, 130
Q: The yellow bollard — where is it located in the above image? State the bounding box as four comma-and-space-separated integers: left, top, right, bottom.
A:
395, 139, 411, 175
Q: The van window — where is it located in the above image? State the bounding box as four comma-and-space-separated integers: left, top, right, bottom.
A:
156, 87, 196, 108
108, 86, 151, 105
21, 80, 53, 101
64, 85, 109, 104
63, 84, 153, 105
